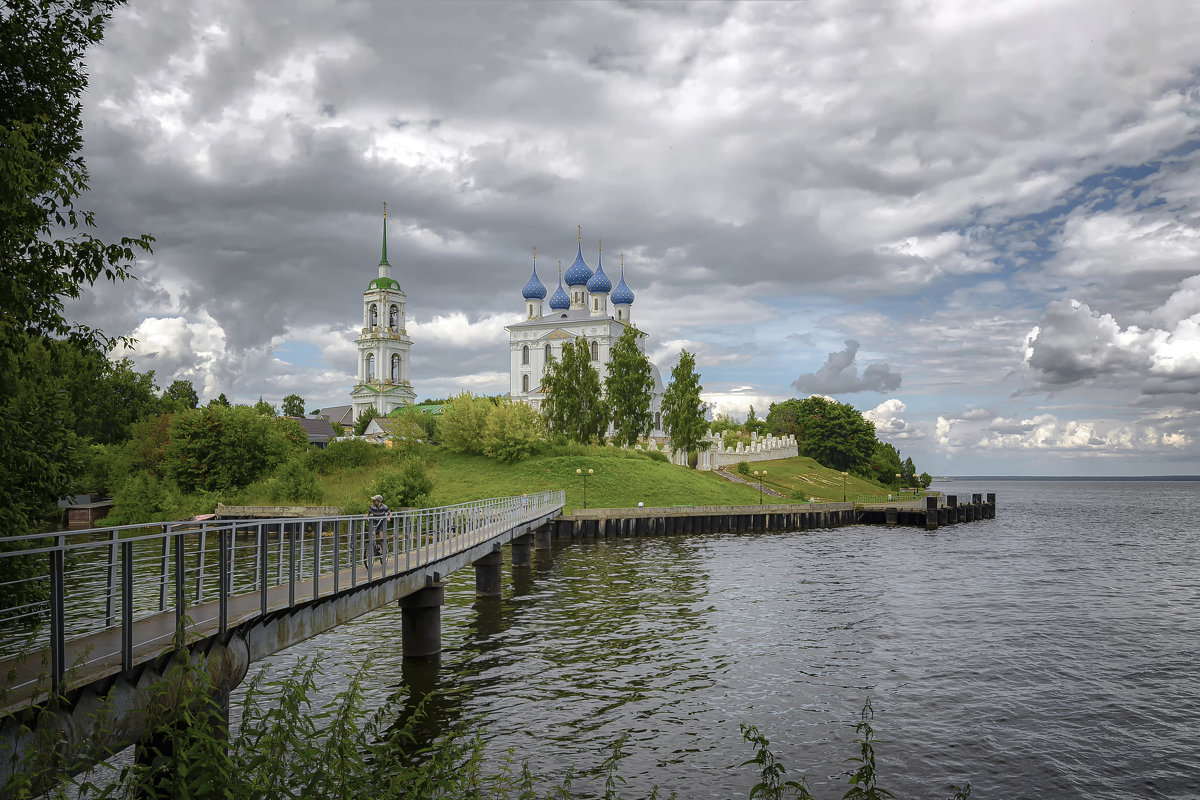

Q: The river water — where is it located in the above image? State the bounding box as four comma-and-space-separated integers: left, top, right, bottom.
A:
233, 479, 1200, 799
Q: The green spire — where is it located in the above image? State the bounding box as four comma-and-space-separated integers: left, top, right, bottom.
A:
379, 201, 390, 267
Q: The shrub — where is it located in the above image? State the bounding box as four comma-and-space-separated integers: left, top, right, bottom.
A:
315, 439, 383, 473
438, 392, 491, 455
101, 472, 168, 526
482, 399, 543, 463
269, 459, 325, 504
736, 461, 750, 475
370, 458, 433, 508
644, 449, 669, 463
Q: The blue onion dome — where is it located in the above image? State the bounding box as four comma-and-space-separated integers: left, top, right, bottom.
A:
586, 251, 611, 293
522, 265, 547, 300
549, 274, 570, 310
611, 266, 635, 305
563, 241, 593, 287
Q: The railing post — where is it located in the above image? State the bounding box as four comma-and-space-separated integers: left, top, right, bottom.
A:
159, 526, 171, 612
333, 519, 341, 595
49, 535, 66, 694
313, 521, 321, 602
174, 531, 185, 634
219, 527, 229, 634
105, 529, 119, 627
288, 523, 297, 608
259, 524, 269, 616
122, 540, 134, 671
195, 523, 208, 604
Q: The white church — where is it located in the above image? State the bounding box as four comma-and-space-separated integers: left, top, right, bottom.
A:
349, 207, 415, 419
505, 229, 666, 435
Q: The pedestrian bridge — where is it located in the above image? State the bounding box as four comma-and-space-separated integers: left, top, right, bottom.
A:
0, 491, 563, 792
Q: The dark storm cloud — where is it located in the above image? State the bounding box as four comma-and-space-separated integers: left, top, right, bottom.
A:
792, 340, 902, 395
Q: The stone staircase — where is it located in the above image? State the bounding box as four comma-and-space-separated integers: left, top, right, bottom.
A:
712, 468, 787, 498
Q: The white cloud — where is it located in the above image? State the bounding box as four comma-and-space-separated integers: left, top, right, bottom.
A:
864, 398, 925, 440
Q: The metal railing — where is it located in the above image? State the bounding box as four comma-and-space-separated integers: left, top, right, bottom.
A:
0, 491, 563, 700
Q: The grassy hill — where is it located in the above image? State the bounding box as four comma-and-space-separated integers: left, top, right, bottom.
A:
297, 447, 895, 514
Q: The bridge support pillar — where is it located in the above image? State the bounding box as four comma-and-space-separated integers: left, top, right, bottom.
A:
473, 550, 503, 597
925, 496, 939, 531
511, 534, 533, 567
401, 582, 445, 658
534, 523, 553, 550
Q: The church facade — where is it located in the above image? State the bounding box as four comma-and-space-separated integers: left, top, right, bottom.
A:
505, 232, 665, 435
350, 208, 415, 418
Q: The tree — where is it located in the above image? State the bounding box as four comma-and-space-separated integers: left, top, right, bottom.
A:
208, 393, 231, 408
1, 0, 152, 547
541, 337, 607, 444
769, 396, 876, 473
901, 457, 917, 487
437, 392, 491, 454
163, 406, 303, 494
161, 378, 199, 413
352, 406, 378, 436
661, 350, 708, 466
281, 393, 305, 418
919, 472, 933, 489
253, 396, 277, 417
604, 324, 655, 447
482, 399, 543, 463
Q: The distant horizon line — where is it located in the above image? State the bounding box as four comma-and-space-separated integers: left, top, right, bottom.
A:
936, 475, 1200, 481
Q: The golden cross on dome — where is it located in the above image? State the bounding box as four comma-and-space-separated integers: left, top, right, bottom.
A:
382, 201, 387, 219
577, 224, 581, 242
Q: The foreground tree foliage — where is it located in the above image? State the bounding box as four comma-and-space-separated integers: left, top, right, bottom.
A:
662, 350, 707, 466
166, 406, 306, 494
605, 324, 655, 447
542, 337, 607, 444
24, 655, 968, 800
437, 391, 493, 455
1, 0, 151, 547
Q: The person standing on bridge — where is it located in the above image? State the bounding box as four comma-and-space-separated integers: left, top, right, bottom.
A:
368, 494, 390, 567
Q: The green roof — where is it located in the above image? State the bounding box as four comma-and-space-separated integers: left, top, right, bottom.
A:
368, 277, 401, 291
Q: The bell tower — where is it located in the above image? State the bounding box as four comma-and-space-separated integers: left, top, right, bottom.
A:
351, 203, 416, 419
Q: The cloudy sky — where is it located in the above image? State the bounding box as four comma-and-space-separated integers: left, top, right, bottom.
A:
68, 0, 1200, 476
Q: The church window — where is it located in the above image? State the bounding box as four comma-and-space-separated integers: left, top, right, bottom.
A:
522, 374, 529, 393
522, 345, 529, 365
655, 411, 661, 429
389, 305, 398, 328
366, 354, 375, 382
544, 343, 551, 362
369, 304, 378, 327
591, 340, 599, 361
593, 298, 598, 311
528, 303, 534, 317
391, 354, 400, 381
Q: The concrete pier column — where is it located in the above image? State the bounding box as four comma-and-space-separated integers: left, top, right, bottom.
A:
885, 507, 898, 527
986, 493, 996, 518
925, 496, 939, 531
511, 534, 533, 567
534, 523, 553, 550
401, 582, 445, 658
946, 495, 958, 524
473, 550, 503, 597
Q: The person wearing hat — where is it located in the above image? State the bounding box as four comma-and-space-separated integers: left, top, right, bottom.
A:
367, 494, 390, 567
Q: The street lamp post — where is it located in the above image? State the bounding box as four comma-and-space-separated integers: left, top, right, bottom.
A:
896, 473, 902, 493
842, 471, 847, 502
576, 467, 593, 509
753, 470, 766, 505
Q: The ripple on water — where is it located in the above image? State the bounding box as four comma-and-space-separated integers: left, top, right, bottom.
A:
231, 481, 1200, 800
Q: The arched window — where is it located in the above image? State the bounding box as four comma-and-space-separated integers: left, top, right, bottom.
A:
369, 304, 378, 327
391, 354, 400, 381
593, 298, 599, 311
591, 340, 599, 361
522, 374, 529, 393
654, 411, 661, 429
389, 305, 398, 328
522, 345, 529, 365
544, 343, 552, 362
366, 353, 375, 382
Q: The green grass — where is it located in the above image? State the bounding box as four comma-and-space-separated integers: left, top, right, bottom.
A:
247, 446, 895, 514
741, 456, 891, 503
